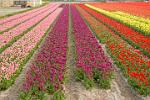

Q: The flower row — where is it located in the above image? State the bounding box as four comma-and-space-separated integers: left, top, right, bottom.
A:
77, 5, 150, 95
89, 2, 150, 18
0, 4, 50, 25
20, 5, 68, 99
0, 4, 56, 32
71, 5, 113, 89
85, 4, 150, 36
82, 4, 150, 58
0, 7, 62, 90
112, 11, 150, 25
0, 4, 60, 52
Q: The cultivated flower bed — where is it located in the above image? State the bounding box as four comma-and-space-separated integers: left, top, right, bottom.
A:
89, 2, 150, 19
81, 5, 150, 58
19, 5, 69, 99
0, 2, 149, 99
0, 5, 62, 91
0, 4, 50, 25
0, 4, 60, 53
77, 5, 150, 96
0, 4, 56, 32
71, 5, 113, 89
85, 4, 150, 36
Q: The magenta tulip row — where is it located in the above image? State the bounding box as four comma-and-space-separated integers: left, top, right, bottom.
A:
0, 4, 56, 32
22, 5, 68, 94
0, 8, 62, 81
0, 4, 61, 49
71, 6, 113, 80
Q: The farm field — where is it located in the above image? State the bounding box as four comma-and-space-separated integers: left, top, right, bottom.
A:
0, 2, 150, 100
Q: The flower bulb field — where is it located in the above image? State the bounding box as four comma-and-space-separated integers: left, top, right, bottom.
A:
0, 2, 150, 100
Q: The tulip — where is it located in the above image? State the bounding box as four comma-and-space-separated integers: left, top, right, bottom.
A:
0, 5, 62, 84
77, 5, 150, 95
71, 6, 113, 82
21, 6, 69, 94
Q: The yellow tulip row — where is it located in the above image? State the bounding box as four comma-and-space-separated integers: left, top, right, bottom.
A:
113, 11, 150, 24
85, 4, 150, 36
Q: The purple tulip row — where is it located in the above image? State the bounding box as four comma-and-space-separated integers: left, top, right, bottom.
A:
0, 8, 62, 81
71, 6, 113, 83
0, 4, 56, 32
0, 4, 61, 49
0, 4, 50, 25
22, 5, 68, 94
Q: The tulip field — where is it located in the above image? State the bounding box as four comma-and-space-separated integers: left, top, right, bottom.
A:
0, 2, 150, 100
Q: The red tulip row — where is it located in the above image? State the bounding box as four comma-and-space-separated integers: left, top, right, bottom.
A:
80, 5, 150, 58
76, 5, 150, 95
89, 2, 150, 18
71, 5, 113, 89
20, 5, 68, 99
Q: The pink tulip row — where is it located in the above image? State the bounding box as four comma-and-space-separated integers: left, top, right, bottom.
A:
0, 4, 50, 25
0, 4, 61, 49
0, 8, 62, 81
71, 6, 113, 85
22, 6, 68, 95
0, 4, 56, 32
